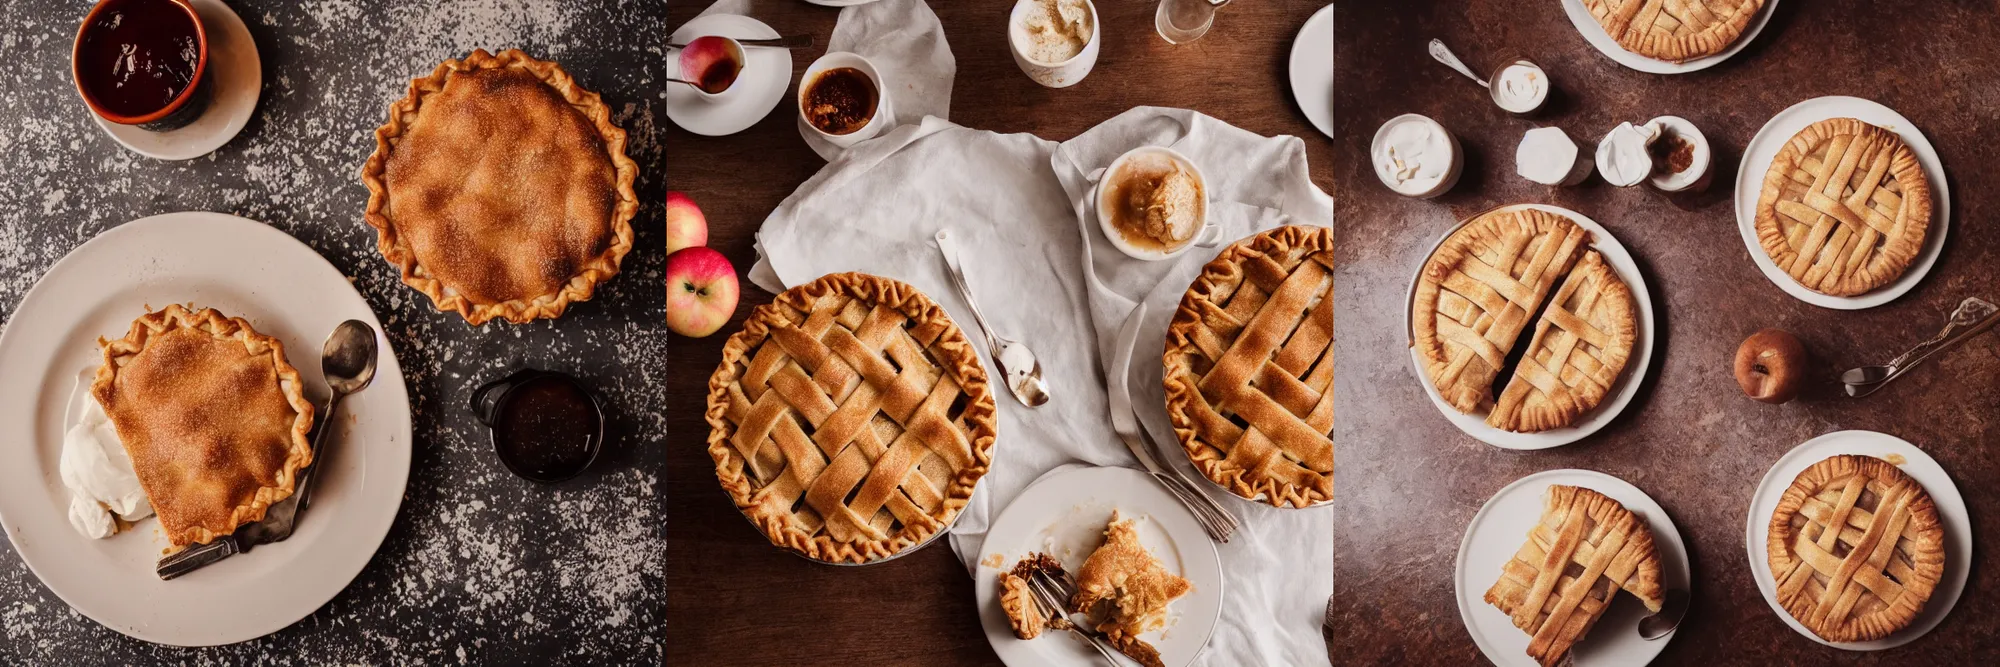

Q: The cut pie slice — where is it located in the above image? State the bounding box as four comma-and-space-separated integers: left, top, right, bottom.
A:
90, 305, 315, 548
1070, 511, 1191, 667
1488, 250, 1636, 433
1582, 0, 1766, 63
1486, 485, 1664, 667
1767, 455, 1944, 642
1754, 117, 1932, 296
998, 552, 1069, 640
1414, 208, 1589, 414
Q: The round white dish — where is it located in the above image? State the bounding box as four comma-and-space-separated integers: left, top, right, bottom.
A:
1288, 3, 1333, 140
1404, 203, 1656, 449
1732, 95, 1950, 310
0, 212, 412, 646
668, 14, 792, 137
1455, 469, 1690, 667
975, 466, 1223, 667
1744, 430, 1970, 650
1559, 0, 1778, 74
88, 0, 262, 161
1008, 0, 1101, 89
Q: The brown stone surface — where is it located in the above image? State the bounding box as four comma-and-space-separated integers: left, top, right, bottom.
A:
666, 1, 1334, 664
1333, 1, 2000, 664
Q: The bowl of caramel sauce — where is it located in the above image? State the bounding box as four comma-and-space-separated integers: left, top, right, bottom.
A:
70, 0, 211, 131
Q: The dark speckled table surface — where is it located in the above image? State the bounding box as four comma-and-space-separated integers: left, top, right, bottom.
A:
1333, 1, 1999, 664
0, 1, 666, 664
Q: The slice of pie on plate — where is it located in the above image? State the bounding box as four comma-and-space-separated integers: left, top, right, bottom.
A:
1767, 454, 1944, 642
90, 304, 315, 549
1070, 511, 1192, 667
705, 273, 997, 564
1413, 209, 1589, 414
1754, 117, 1933, 297
1581, 0, 1766, 63
1485, 485, 1663, 667
362, 48, 639, 325
1487, 250, 1636, 433
998, 552, 1069, 640
1163, 225, 1333, 508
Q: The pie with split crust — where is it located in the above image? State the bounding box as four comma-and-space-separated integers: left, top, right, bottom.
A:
1070, 512, 1191, 667
705, 272, 997, 564
1581, 0, 1766, 63
1754, 117, 1932, 297
90, 305, 315, 548
1163, 226, 1334, 508
1486, 485, 1664, 667
1488, 250, 1636, 432
362, 48, 639, 325
1768, 455, 1944, 642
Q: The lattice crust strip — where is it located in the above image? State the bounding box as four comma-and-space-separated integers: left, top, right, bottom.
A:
1767, 455, 1945, 642
1485, 485, 1664, 667
1487, 250, 1636, 433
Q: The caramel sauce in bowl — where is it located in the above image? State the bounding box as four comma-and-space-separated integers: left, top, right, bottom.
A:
70, 0, 211, 131
471, 369, 606, 484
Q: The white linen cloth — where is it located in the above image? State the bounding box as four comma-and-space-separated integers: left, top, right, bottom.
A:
751, 106, 1332, 666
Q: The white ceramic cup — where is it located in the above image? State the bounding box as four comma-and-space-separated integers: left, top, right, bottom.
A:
1645, 115, 1712, 192
798, 52, 889, 148
1008, 0, 1100, 88
1370, 113, 1463, 198
1093, 145, 1222, 261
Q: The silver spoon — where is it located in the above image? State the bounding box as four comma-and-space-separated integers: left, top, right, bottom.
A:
1428, 39, 1490, 88
1842, 297, 1998, 395
934, 229, 1050, 408
1638, 587, 1690, 640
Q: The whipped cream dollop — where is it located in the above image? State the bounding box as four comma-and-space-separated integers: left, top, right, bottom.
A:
1374, 116, 1453, 195
59, 371, 151, 539
1018, 0, 1093, 64
1595, 121, 1660, 187
1492, 62, 1548, 113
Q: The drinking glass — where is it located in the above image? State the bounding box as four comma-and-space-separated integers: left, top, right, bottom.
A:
1156, 0, 1230, 44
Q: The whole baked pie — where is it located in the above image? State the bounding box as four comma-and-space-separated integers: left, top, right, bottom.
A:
1163, 226, 1333, 508
705, 273, 997, 564
1768, 455, 1944, 642
1754, 118, 1933, 297
362, 49, 639, 325
1070, 512, 1191, 667
1413, 208, 1636, 433
1486, 485, 1663, 667
90, 305, 315, 548
1581, 0, 1766, 63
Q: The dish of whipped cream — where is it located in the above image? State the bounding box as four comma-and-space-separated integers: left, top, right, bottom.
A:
1492, 62, 1549, 113
1016, 0, 1093, 64
58, 369, 150, 539
1372, 114, 1457, 196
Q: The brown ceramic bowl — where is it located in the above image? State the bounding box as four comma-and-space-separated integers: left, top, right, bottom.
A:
70, 0, 211, 131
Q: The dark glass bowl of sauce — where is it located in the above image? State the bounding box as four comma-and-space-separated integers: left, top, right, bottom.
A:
70, 0, 211, 131
471, 369, 606, 484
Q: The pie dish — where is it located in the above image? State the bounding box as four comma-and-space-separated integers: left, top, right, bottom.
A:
1163, 225, 1333, 508
705, 272, 997, 564
1486, 250, 1636, 432
362, 48, 639, 325
1070, 511, 1191, 667
90, 304, 315, 548
1767, 454, 1944, 642
1754, 117, 1933, 297
1581, 0, 1765, 63
998, 552, 1068, 640
1485, 485, 1663, 667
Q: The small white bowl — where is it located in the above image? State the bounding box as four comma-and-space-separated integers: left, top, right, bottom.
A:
1370, 113, 1462, 198
1094, 146, 1221, 262
1008, 0, 1100, 88
798, 51, 889, 148
1645, 115, 1712, 192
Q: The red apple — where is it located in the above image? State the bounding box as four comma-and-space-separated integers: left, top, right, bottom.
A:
666, 246, 738, 337
666, 191, 708, 255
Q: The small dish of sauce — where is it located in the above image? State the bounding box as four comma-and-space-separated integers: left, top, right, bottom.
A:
803, 66, 878, 135
71, 0, 211, 130
472, 369, 605, 484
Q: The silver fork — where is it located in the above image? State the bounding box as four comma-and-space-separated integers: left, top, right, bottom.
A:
1109, 304, 1239, 542
1026, 570, 1121, 665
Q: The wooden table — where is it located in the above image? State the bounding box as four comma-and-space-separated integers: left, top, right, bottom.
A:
1333, 1, 2000, 663
666, 1, 1334, 663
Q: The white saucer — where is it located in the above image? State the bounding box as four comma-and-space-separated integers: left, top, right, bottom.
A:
1732, 96, 1950, 310
975, 466, 1223, 667
1744, 430, 1970, 650
1404, 203, 1656, 450
1455, 469, 1690, 667
1559, 0, 1777, 74
87, 0, 262, 161
1288, 3, 1333, 140
668, 14, 792, 137
0, 212, 412, 646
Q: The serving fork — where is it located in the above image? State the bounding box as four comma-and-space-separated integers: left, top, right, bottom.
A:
1108, 304, 1239, 543
1026, 569, 1122, 665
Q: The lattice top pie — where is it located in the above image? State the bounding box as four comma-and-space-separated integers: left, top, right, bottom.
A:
1486, 485, 1663, 667
1768, 455, 1944, 642
1754, 118, 1933, 297
1163, 226, 1333, 508
1488, 251, 1636, 432
362, 49, 639, 325
91, 305, 315, 548
705, 273, 997, 564
1581, 0, 1765, 63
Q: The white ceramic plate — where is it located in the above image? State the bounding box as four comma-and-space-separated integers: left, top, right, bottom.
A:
1559, 0, 1777, 74
88, 0, 262, 161
1288, 3, 1333, 140
1456, 469, 1690, 667
1405, 204, 1655, 449
975, 466, 1223, 667
0, 212, 412, 646
1732, 96, 1950, 310
1744, 430, 1970, 650
667, 14, 792, 137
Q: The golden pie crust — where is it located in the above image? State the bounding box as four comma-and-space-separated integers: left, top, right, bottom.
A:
1163, 226, 1334, 508
1486, 485, 1663, 666
999, 552, 1068, 640
90, 305, 314, 548
362, 48, 638, 325
1754, 118, 1932, 297
1582, 0, 1765, 63
1768, 455, 1944, 642
1070, 512, 1189, 667
1487, 250, 1637, 433
705, 273, 997, 564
